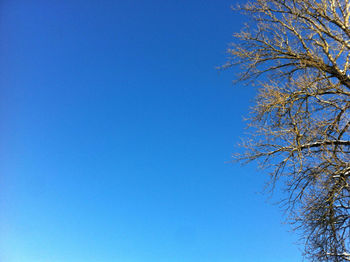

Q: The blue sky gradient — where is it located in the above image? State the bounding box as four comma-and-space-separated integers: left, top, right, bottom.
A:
1, 1, 302, 261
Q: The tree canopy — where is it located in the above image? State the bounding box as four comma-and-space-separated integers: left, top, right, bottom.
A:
227, 0, 350, 261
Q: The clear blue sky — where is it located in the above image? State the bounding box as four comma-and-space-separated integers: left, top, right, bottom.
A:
0, 1, 302, 261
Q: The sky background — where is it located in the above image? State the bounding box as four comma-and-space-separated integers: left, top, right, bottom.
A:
0, 1, 303, 261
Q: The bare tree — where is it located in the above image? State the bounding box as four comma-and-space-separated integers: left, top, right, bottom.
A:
226, 0, 350, 261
